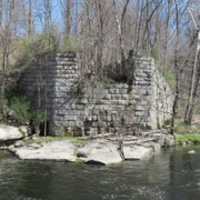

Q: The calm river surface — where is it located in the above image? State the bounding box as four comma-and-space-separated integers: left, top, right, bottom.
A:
0, 146, 200, 200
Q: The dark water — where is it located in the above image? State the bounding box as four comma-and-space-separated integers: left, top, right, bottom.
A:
0, 147, 200, 200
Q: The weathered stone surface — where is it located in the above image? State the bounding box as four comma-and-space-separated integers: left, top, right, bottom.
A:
18, 126, 29, 137
11, 141, 77, 162
156, 134, 176, 147
146, 142, 161, 154
0, 125, 24, 141
14, 140, 25, 148
7, 131, 172, 164
19, 54, 173, 136
77, 140, 122, 165
123, 145, 153, 160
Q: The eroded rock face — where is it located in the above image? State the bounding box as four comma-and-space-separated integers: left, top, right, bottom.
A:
77, 140, 123, 165
157, 134, 175, 147
144, 142, 161, 155
0, 125, 24, 141
11, 141, 77, 162
123, 145, 153, 160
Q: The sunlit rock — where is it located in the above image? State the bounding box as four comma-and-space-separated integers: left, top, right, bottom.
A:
188, 150, 196, 155
0, 125, 24, 141
123, 145, 153, 160
143, 142, 161, 154
77, 140, 122, 165
12, 141, 77, 162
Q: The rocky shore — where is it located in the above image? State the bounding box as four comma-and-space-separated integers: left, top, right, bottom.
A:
0, 125, 175, 165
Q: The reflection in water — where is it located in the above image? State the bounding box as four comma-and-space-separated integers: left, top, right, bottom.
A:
0, 147, 200, 200
168, 147, 200, 200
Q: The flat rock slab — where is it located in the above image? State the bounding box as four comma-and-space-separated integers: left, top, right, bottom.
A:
0, 125, 24, 141
77, 140, 122, 165
123, 145, 153, 160
12, 141, 77, 162
7, 135, 168, 165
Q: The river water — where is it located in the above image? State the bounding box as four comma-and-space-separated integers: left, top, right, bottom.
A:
0, 146, 200, 200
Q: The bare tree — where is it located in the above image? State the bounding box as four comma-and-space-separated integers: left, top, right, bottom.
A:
28, 0, 33, 37
163, 0, 172, 67
0, 0, 3, 26
65, 0, 73, 36
0, 0, 14, 118
170, 0, 180, 135
113, 0, 130, 63
44, 0, 52, 32
184, 8, 200, 124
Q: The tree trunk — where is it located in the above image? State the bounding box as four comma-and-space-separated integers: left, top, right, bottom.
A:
163, 0, 172, 68
184, 31, 200, 124
95, 0, 104, 79
44, 0, 51, 32
112, 0, 130, 66
28, 0, 33, 37
170, 0, 180, 135
66, 0, 73, 36
0, 52, 6, 118
0, 0, 3, 26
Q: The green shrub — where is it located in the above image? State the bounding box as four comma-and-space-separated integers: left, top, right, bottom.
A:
176, 134, 200, 144
175, 120, 200, 135
16, 32, 59, 68
175, 120, 200, 144
162, 68, 176, 90
60, 36, 80, 53
151, 46, 160, 61
32, 111, 47, 125
31, 33, 58, 56
8, 94, 47, 126
9, 96, 31, 124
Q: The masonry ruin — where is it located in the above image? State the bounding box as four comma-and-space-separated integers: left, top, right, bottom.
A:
19, 53, 173, 136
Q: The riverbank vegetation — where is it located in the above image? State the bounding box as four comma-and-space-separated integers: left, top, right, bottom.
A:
176, 134, 200, 145
0, 0, 200, 137
175, 120, 200, 145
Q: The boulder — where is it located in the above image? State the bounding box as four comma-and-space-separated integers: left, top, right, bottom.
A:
77, 140, 122, 165
153, 133, 175, 147
143, 142, 161, 154
18, 126, 29, 137
14, 140, 25, 148
0, 125, 24, 141
188, 150, 196, 155
12, 141, 77, 162
123, 145, 153, 160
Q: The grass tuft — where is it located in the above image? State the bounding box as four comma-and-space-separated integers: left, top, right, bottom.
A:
175, 120, 200, 145
176, 134, 200, 144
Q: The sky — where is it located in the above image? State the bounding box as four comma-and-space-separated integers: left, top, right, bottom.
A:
34, 0, 82, 33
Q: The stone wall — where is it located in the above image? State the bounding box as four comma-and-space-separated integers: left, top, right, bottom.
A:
19, 53, 173, 136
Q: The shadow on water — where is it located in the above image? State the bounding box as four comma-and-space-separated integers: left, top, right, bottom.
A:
1, 147, 200, 200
